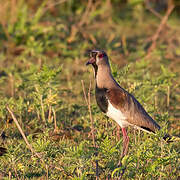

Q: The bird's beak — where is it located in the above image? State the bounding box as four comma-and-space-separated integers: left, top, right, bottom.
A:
86, 50, 98, 66
86, 57, 96, 66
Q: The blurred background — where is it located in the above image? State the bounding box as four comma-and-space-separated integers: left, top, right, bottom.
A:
0, 0, 179, 179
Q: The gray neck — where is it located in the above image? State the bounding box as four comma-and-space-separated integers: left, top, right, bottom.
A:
96, 65, 119, 89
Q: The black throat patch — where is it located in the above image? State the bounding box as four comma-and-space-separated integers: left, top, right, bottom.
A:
92, 63, 98, 77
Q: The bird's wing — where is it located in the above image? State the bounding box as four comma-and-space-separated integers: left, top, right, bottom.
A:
106, 88, 161, 132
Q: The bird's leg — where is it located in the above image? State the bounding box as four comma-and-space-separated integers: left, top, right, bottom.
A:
117, 125, 120, 141
121, 127, 129, 157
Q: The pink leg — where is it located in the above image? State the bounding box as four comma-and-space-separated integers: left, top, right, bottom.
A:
121, 127, 129, 157
117, 125, 120, 141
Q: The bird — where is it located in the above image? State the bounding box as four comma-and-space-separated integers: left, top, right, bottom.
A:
86, 50, 173, 156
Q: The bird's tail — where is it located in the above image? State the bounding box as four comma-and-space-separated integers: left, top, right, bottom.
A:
163, 134, 180, 143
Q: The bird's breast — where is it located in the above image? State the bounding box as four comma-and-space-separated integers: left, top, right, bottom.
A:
95, 86, 129, 128
106, 101, 129, 128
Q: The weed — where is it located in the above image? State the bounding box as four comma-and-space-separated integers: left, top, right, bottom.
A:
0, 1, 179, 179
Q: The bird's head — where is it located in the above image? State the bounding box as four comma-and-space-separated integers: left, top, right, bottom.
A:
86, 50, 109, 67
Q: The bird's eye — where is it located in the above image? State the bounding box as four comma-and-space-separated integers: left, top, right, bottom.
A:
98, 54, 104, 58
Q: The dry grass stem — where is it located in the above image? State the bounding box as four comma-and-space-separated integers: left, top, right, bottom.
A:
6, 106, 62, 176
81, 80, 99, 179
40, 94, 46, 122
167, 86, 170, 107
145, 0, 171, 29
81, 80, 96, 147
68, 0, 93, 43
43, 0, 68, 14
146, 2, 175, 58
52, 107, 57, 132
6, 106, 42, 159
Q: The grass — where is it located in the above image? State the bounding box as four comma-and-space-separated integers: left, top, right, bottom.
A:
0, 0, 179, 179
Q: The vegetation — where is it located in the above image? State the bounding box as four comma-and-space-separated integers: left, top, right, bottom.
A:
0, 0, 179, 179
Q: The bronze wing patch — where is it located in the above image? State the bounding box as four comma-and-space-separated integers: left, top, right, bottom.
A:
106, 88, 160, 132
106, 88, 129, 111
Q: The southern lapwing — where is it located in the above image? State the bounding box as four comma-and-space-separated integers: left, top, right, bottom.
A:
86, 50, 172, 156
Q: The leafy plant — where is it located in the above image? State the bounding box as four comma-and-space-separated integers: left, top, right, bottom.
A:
0, 0, 179, 179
